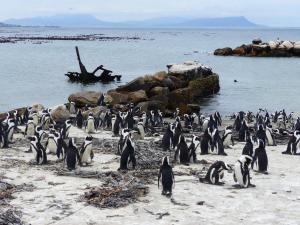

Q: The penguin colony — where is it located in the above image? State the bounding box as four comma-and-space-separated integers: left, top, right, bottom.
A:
0, 99, 298, 197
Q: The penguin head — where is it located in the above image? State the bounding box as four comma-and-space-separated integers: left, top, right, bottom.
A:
66, 119, 72, 126
258, 139, 265, 148
8, 119, 15, 126
192, 135, 200, 143
28, 136, 37, 143
161, 156, 169, 167
88, 112, 93, 117
85, 136, 93, 141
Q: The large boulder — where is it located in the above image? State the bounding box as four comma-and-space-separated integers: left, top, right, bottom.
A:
136, 100, 166, 112
82, 106, 107, 119
214, 47, 233, 56
50, 105, 71, 122
233, 45, 251, 56
127, 90, 148, 103
168, 61, 213, 81
116, 75, 160, 93
293, 41, 300, 56
107, 90, 147, 105
252, 38, 262, 45
148, 86, 169, 97
68, 91, 102, 107
279, 41, 293, 50
188, 75, 220, 101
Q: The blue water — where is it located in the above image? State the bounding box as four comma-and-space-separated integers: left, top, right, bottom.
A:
0, 27, 300, 114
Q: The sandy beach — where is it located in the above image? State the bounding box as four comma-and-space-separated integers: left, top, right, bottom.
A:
1, 125, 299, 225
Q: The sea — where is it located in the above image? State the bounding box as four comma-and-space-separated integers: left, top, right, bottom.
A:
0, 27, 300, 115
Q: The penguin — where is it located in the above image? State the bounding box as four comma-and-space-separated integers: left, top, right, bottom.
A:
42, 113, 51, 130
174, 135, 189, 165
28, 136, 47, 165
69, 101, 77, 114
222, 126, 234, 148
172, 121, 182, 148
233, 155, 253, 188
62, 119, 72, 139
161, 124, 174, 151
25, 117, 35, 138
35, 125, 45, 143
242, 136, 255, 157
22, 107, 30, 124
6, 119, 15, 144
239, 120, 249, 141
211, 128, 227, 156
31, 112, 39, 126
117, 129, 130, 155
200, 161, 231, 185
183, 114, 193, 129
112, 113, 122, 136
173, 108, 180, 119
126, 110, 135, 129
256, 124, 267, 145
45, 129, 58, 155
86, 113, 96, 134
158, 156, 175, 196
103, 111, 112, 129
0, 123, 5, 148
64, 138, 80, 170
136, 122, 145, 140
214, 111, 222, 127
188, 135, 200, 163
234, 113, 243, 131
76, 109, 84, 129
200, 129, 211, 155
79, 136, 94, 165
282, 131, 298, 155
119, 134, 136, 170
252, 139, 268, 173
54, 130, 66, 159
265, 125, 276, 146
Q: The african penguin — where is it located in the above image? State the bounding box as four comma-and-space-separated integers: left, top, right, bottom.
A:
252, 139, 268, 173
158, 156, 175, 196
79, 136, 94, 165
233, 155, 253, 188
28, 136, 47, 165
200, 161, 231, 185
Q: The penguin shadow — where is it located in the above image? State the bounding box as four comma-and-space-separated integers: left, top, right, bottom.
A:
253, 170, 269, 175
228, 184, 256, 190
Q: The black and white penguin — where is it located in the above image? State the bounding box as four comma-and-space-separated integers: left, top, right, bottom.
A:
0, 123, 5, 148
86, 113, 96, 134
64, 138, 80, 170
158, 156, 175, 196
41, 113, 51, 130
45, 129, 58, 155
233, 155, 253, 188
188, 135, 200, 163
211, 128, 227, 156
126, 110, 135, 129
79, 136, 94, 166
117, 129, 130, 155
28, 136, 47, 165
31, 112, 39, 126
136, 121, 145, 140
200, 161, 231, 185
252, 139, 268, 173
242, 136, 255, 157
69, 101, 77, 114
200, 129, 211, 155
25, 117, 35, 138
172, 121, 182, 148
76, 109, 84, 129
5, 119, 15, 144
35, 125, 45, 143
222, 126, 234, 148
214, 111, 222, 127
22, 107, 30, 124
161, 124, 174, 151
112, 113, 122, 136
119, 134, 136, 170
239, 120, 249, 141
174, 135, 189, 165
62, 119, 72, 139
173, 108, 180, 119
265, 125, 276, 146
256, 124, 267, 145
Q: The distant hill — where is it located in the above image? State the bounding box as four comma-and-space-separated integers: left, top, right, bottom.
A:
3, 14, 261, 28
0, 22, 18, 27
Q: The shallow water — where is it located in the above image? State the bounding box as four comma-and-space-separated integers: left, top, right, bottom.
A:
0, 27, 300, 114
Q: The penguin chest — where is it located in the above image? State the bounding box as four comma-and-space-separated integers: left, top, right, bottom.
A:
27, 124, 35, 137
266, 130, 273, 146
81, 145, 92, 163
32, 116, 39, 126
87, 120, 95, 133
47, 139, 57, 154
234, 162, 248, 188
7, 127, 14, 141
224, 134, 232, 147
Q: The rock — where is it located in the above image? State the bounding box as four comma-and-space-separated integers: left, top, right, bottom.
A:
136, 101, 166, 112
269, 41, 279, 49
168, 61, 213, 81
214, 47, 233, 56
150, 94, 169, 103
107, 90, 129, 105
148, 87, 169, 97
167, 88, 190, 111
82, 106, 107, 119
68, 91, 102, 107
50, 105, 70, 122
127, 90, 148, 104
279, 41, 293, 50
293, 41, 300, 56
188, 75, 220, 101
233, 46, 246, 56
31, 104, 45, 113
251, 44, 270, 56
116, 76, 159, 93
187, 104, 200, 113
252, 38, 262, 45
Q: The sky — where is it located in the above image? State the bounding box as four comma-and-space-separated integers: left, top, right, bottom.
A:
1, 0, 300, 27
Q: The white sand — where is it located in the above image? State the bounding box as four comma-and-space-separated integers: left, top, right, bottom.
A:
1, 126, 300, 225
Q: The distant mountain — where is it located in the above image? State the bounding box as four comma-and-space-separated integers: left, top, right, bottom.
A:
3, 14, 261, 28
0, 22, 18, 27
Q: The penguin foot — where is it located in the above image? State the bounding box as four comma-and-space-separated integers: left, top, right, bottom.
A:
282, 151, 292, 155
25, 149, 33, 153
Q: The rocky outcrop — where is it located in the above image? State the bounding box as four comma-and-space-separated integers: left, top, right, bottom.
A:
106, 61, 219, 114
214, 39, 300, 57
68, 91, 102, 107
50, 105, 70, 122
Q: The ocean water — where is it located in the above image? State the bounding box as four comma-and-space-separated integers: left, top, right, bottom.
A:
0, 27, 300, 115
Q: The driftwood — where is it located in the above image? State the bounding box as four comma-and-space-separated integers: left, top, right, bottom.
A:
65, 46, 121, 83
